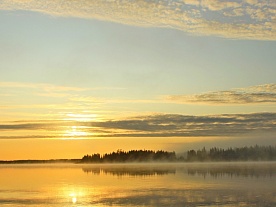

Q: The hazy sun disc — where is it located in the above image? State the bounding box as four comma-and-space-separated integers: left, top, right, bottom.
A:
63, 126, 89, 139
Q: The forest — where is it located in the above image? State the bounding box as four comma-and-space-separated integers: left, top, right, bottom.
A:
186, 145, 276, 161
81, 149, 177, 163
1, 145, 275, 164
82, 145, 276, 163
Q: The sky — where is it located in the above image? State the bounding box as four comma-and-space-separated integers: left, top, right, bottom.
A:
0, 0, 275, 160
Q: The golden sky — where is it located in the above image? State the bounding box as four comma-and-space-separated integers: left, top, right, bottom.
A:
0, 0, 275, 160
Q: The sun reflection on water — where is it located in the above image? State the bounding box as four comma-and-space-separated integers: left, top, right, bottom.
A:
69, 192, 81, 204
1, 163, 275, 207
72, 196, 77, 204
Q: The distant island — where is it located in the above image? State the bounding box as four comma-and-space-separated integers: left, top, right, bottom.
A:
186, 145, 276, 162
81, 145, 276, 163
81, 149, 177, 163
0, 145, 275, 164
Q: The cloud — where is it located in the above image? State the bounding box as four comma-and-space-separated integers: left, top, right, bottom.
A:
183, 0, 201, 7
201, 0, 241, 11
0, 82, 88, 98
243, 0, 259, 5
0, 82, 125, 92
0, 82, 88, 92
92, 112, 276, 137
0, 81, 124, 99
0, 112, 275, 138
0, 0, 275, 40
166, 84, 276, 105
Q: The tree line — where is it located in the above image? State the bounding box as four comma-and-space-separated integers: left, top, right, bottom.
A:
81, 149, 177, 163
1, 145, 274, 164
187, 145, 276, 161
82, 145, 276, 163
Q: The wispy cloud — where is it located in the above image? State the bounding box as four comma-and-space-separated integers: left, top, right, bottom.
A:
0, 82, 88, 92
0, 81, 124, 98
0, 0, 275, 40
0, 82, 88, 98
0, 112, 275, 139
0, 82, 125, 91
0, 82, 89, 94
166, 84, 276, 105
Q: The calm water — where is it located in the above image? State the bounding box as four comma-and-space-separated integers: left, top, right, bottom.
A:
0, 162, 275, 207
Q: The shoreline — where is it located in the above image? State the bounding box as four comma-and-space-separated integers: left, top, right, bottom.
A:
1, 160, 275, 165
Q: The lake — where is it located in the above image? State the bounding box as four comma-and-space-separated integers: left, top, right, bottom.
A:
0, 162, 275, 206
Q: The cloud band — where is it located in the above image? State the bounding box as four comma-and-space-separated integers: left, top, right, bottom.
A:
0, 112, 275, 139
0, 0, 275, 40
166, 84, 276, 105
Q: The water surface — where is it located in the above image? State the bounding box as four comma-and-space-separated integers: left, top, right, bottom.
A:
0, 162, 275, 206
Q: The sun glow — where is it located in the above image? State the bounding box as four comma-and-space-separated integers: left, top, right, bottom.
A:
60, 112, 98, 139
65, 113, 97, 122
63, 126, 89, 139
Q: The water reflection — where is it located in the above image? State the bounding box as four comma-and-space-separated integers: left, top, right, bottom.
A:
69, 193, 77, 204
95, 188, 275, 207
0, 162, 275, 207
81, 162, 275, 178
182, 162, 276, 178
82, 165, 176, 177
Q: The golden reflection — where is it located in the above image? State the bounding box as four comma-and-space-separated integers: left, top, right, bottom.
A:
72, 197, 77, 203
1, 164, 275, 206
70, 193, 77, 204
68, 191, 87, 204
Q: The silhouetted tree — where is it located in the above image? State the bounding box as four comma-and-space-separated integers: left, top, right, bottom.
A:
81, 149, 176, 163
186, 145, 276, 162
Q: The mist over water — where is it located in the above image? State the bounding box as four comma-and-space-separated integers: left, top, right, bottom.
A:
0, 162, 275, 206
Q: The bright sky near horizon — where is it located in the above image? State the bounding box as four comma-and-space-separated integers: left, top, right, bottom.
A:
0, 0, 275, 160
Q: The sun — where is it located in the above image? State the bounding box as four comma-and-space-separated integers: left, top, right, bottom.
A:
63, 126, 89, 139
61, 112, 97, 139
69, 126, 87, 136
